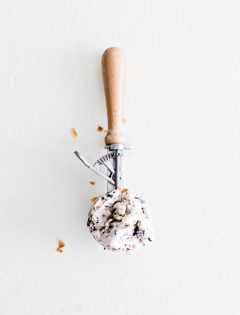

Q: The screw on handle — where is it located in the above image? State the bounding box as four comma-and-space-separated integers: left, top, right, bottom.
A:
102, 47, 126, 145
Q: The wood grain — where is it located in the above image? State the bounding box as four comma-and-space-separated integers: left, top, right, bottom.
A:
102, 47, 126, 145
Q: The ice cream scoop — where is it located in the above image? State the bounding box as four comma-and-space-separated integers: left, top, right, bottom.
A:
75, 47, 154, 252
74, 48, 131, 190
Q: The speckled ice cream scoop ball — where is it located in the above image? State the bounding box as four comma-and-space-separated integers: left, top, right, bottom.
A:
87, 189, 154, 253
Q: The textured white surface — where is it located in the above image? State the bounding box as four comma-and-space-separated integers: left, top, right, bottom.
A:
1, 0, 240, 314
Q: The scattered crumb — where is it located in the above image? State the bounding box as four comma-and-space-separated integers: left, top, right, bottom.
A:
89, 180, 96, 185
58, 240, 65, 248
97, 125, 104, 132
117, 187, 128, 193
122, 118, 127, 124
91, 196, 98, 204
70, 128, 78, 137
56, 240, 65, 253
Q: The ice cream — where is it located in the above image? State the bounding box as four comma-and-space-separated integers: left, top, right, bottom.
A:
87, 189, 154, 252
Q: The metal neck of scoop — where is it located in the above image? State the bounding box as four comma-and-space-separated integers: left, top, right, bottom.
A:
105, 144, 124, 150
106, 144, 124, 192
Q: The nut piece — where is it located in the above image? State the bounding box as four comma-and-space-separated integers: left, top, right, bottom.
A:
117, 188, 128, 193
89, 180, 96, 185
56, 240, 65, 253
91, 196, 98, 204
70, 128, 78, 137
58, 240, 65, 248
97, 125, 104, 132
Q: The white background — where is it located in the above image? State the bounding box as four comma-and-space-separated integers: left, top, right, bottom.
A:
0, 1, 240, 314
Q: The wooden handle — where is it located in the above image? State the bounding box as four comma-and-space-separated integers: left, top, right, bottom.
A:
102, 47, 126, 145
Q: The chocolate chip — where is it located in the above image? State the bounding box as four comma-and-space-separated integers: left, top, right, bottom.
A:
133, 224, 139, 236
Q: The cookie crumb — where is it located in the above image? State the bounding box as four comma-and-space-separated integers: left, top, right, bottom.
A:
117, 188, 128, 193
56, 240, 65, 253
91, 196, 98, 204
97, 125, 104, 132
89, 180, 96, 185
70, 128, 78, 137
58, 240, 65, 248
122, 118, 127, 124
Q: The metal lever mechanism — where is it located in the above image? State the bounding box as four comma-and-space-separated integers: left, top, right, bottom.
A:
74, 145, 134, 188
74, 151, 115, 185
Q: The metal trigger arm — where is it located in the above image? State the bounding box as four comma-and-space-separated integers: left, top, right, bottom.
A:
74, 151, 115, 185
